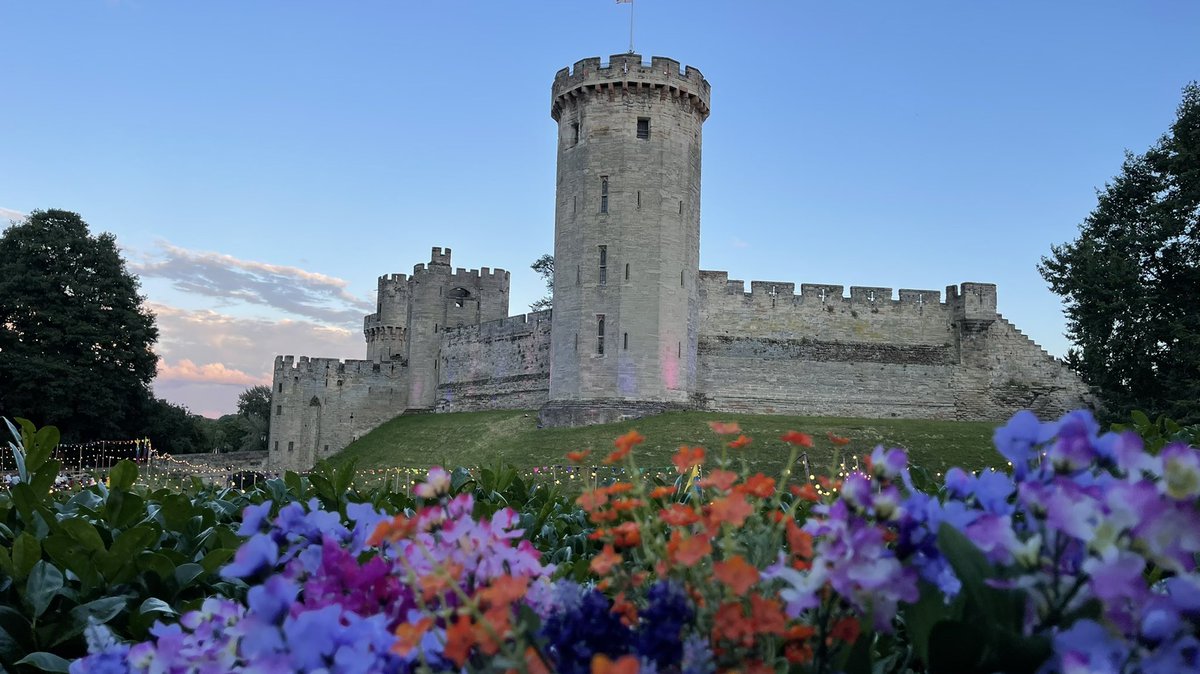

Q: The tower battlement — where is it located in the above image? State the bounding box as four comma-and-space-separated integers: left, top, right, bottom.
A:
551, 53, 710, 120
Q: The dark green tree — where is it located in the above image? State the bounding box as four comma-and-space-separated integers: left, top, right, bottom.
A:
139, 397, 210, 454
0, 209, 159, 440
530, 253, 554, 311
1040, 83, 1200, 424
235, 384, 271, 452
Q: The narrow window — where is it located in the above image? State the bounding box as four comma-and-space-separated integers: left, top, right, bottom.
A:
274, 441, 279, 451
681, 269, 685, 287
574, 333, 578, 351
600, 176, 609, 214
434, 323, 438, 332
679, 200, 683, 214
573, 195, 577, 213
572, 122, 580, 145
623, 332, 628, 350
576, 265, 581, 284
636, 191, 641, 209
636, 117, 650, 140
277, 382, 283, 392
625, 263, 630, 280
597, 315, 606, 354
287, 441, 294, 452
598, 245, 607, 285
324, 444, 329, 452
276, 405, 282, 416
678, 342, 682, 358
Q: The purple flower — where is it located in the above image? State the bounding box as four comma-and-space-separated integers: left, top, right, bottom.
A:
1051, 619, 1128, 673
1160, 442, 1200, 501
247, 575, 299, 624
238, 502, 274, 536
222, 533, 279, 579
1082, 551, 1148, 633
993, 410, 1043, 478
1046, 410, 1101, 473
870, 446, 907, 481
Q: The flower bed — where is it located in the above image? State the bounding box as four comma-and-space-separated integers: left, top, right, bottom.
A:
59, 410, 1200, 673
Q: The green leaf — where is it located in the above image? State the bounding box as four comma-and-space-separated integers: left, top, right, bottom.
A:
838, 630, 874, 674
903, 580, 951, 666
173, 563, 205, 589
24, 561, 64, 618
284, 471, 303, 495
58, 518, 105, 553
0, 622, 22, 661
108, 460, 139, 491
450, 467, 474, 494
138, 551, 177, 582
70, 596, 128, 627
199, 548, 235, 574
0, 546, 13, 576
927, 620, 985, 674
13, 532, 41, 578
15, 651, 71, 673
138, 597, 177, 617
936, 523, 996, 621
1131, 410, 1151, 429
100, 525, 160, 582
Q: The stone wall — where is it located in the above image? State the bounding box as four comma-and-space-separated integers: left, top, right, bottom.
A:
268, 356, 409, 472
436, 310, 552, 412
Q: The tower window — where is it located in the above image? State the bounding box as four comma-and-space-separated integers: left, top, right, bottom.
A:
276, 405, 282, 416
572, 122, 580, 145
277, 382, 283, 392
573, 195, 577, 214
576, 265, 581, 284
623, 332, 628, 350
681, 270, 685, 287
274, 441, 278, 451
679, 200, 683, 214
597, 315, 606, 355
287, 441, 294, 452
598, 245, 607, 285
678, 342, 682, 358
625, 263, 630, 280
600, 176, 609, 214
637, 117, 650, 140
637, 190, 641, 209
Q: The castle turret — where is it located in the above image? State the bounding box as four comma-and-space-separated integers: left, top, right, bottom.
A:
540, 54, 711, 426
405, 246, 511, 410
364, 273, 410, 361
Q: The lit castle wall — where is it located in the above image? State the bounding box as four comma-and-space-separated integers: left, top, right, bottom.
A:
267, 54, 1090, 472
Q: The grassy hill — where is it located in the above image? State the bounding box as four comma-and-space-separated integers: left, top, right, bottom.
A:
332, 410, 1002, 480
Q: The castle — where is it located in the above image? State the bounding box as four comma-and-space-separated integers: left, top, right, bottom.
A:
267, 54, 1089, 472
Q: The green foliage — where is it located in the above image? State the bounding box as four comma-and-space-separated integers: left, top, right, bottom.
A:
0, 209, 159, 442
529, 253, 553, 311
1040, 83, 1200, 424
1111, 409, 1200, 453
0, 421, 247, 672
234, 386, 271, 453
138, 398, 211, 454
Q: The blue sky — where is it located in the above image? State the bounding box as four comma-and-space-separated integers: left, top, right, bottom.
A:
2, 1, 1197, 416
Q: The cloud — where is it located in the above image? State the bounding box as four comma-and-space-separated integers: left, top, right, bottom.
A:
157, 359, 269, 386
0, 207, 26, 223
132, 242, 373, 325
732, 237, 751, 249
150, 303, 364, 416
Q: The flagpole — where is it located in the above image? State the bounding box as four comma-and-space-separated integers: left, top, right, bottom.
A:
629, 0, 635, 53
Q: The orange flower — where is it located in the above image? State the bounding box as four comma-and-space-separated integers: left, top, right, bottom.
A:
735, 473, 775, 498
567, 449, 592, 463
711, 601, 755, 647
667, 529, 712, 567
392, 617, 434, 656
591, 654, 639, 674
605, 429, 645, 465
577, 489, 609, 512
590, 509, 619, 523
523, 647, 551, 674
790, 484, 820, 502
588, 528, 610, 541
590, 543, 623, 576
444, 613, 477, 667
707, 421, 741, 435
826, 431, 851, 446
604, 482, 636, 495
780, 430, 813, 447
611, 592, 638, 626
707, 492, 754, 528
698, 469, 738, 491
419, 562, 463, 602
613, 521, 641, 547
831, 616, 861, 644
742, 661, 776, 674
783, 625, 817, 664
659, 503, 700, 526
368, 514, 416, 546
672, 445, 706, 474
749, 594, 787, 636
478, 575, 529, 608
727, 434, 752, 449
611, 498, 643, 512
786, 519, 814, 564
649, 485, 675, 499
713, 555, 760, 594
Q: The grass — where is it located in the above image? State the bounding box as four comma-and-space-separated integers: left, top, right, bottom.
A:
332, 410, 1002, 480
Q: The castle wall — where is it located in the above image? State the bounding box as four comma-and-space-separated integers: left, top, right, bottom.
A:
267, 356, 408, 472
436, 310, 552, 412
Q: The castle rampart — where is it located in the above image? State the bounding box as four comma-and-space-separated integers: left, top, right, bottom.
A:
437, 310, 553, 413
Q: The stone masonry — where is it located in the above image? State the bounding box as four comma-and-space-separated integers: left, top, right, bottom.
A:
267, 54, 1091, 472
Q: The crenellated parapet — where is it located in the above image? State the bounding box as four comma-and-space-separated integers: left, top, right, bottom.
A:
274, 355, 405, 377
699, 270, 946, 309
442, 309, 553, 341
551, 53, 710, 121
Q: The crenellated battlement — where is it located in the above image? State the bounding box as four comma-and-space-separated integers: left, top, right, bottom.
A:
443, 309, 552, 340
699, 270, 946, 307
551, 53, 710, 120
378, 273, 408, 284
274, 355, 404, 376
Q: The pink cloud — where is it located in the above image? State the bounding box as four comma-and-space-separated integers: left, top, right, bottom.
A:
157, 358, 270, 386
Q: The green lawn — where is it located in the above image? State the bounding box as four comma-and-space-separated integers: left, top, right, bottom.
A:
332, 410, 1002, 480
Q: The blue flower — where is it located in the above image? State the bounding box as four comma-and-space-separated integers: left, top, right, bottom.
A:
221, 532, 279, 579
636, 581, 693, 668
540, 589, 632, 674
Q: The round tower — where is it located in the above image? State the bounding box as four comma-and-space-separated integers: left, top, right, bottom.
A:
364, 274, 409, 361
540, 53, 711, 426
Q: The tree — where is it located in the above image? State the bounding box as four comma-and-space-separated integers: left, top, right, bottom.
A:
530, 253, 554, 311
140, 397, 209, 454
0, 209, 159, 441
1040, 83, 1200, 424
235, 384, 271, 452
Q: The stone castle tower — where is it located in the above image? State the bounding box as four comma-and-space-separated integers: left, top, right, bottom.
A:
267, 53, 1091, 472
539, 54, 711, 426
